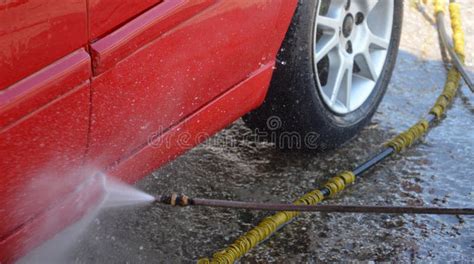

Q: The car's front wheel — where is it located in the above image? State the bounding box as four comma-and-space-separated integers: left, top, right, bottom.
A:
244, 0, 403, 151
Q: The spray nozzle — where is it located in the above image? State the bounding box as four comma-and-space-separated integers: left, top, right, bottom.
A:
155, 193, 191, 206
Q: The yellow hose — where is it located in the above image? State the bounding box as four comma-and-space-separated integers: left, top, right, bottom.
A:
198, 1, 465, 262
429, 1, 464, 120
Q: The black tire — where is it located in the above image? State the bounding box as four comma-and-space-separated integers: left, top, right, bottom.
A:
244, 0, 403, 151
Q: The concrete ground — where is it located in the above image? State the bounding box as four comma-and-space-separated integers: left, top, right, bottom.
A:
23, 2, 474, 263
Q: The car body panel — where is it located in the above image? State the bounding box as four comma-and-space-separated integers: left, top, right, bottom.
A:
0, 0, 87, 89
0, 48, 91, 242
110, 62, 275, 183
0, 0, 298, 261
90, 0, 214, 75
88, 0, 163, 40
0, 80, 91, 244
0, 49, 91, 128
87, 0, 295, 170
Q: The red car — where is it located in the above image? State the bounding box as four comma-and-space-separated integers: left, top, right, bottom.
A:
0, 0, 402, 261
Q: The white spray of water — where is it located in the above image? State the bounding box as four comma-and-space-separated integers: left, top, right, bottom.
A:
102, 176, 155, 208
18, 172, 155, 263
17, 198, 106, 264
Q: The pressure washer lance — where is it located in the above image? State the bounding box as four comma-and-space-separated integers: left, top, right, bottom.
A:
155, 194, 474, 215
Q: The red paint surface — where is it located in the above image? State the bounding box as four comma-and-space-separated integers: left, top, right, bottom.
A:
0, 50, 92, 260
0, 81, 90, 242
110, 63, 274, 183
0, 0, 87, 90
90, 0, 214, 75
0, 0, 298, 261
88, 0, 163, 40
0, 49, 91, 128
88, 0, 295, 170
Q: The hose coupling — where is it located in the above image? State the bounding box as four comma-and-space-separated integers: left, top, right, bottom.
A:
156, 193, 191, 206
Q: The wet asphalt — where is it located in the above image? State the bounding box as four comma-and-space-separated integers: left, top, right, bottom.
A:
24, 2, 474, 263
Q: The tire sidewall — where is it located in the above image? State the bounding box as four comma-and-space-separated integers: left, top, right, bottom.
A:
244, 0, 403, 150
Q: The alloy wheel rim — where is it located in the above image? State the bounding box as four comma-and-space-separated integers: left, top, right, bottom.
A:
313, 0, 394, 114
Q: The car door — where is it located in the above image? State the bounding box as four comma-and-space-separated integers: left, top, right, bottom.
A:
0, 0, 90, 258
88, 0, 163, 40
87, 0, 294, 175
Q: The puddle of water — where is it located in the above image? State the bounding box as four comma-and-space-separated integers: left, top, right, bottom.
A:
17, 173, 155, 264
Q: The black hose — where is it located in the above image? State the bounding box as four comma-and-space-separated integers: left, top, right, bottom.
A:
436, 11, 473, 92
